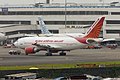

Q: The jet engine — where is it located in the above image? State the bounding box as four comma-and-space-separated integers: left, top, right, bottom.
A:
25, 47, 40, 55
86, 38, 97, 44
86, 38, 102, 49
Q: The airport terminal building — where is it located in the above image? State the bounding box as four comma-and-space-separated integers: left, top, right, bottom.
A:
0, 1, 120, 40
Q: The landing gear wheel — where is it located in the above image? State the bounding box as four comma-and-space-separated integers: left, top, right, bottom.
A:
26, 53, 28, 55
17, 53, 20, 55
9, 52, 13, 55
14, 52, 17, 55
59, 52, 66, 56
45, 53, 52, 56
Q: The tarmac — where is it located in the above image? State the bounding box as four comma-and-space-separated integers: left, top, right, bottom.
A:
0, 46, 120, 66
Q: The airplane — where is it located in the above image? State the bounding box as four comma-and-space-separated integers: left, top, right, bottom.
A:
38, 17, 118, 49
13, 16, 105, 56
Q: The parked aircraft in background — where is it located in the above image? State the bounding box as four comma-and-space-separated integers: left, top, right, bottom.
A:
14, 16, 105, 56
38, 17, 88, 37
100, 38, 118, 49
0, 33, 6, 41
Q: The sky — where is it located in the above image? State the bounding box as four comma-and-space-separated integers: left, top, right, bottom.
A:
0, 0, 119, 5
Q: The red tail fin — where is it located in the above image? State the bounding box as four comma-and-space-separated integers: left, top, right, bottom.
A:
84, 16, 105, 38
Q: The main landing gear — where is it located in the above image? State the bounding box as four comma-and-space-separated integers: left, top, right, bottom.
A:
45, 49, 66, 56
59, 51, 66, 56
45, 48, 53, 56
45, 52, 52, 56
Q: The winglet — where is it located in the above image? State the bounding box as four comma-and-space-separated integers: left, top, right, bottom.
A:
84, 16, 105, 38
38, 17, 51, 34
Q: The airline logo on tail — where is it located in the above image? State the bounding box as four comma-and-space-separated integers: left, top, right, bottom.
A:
84, 16, 105, 38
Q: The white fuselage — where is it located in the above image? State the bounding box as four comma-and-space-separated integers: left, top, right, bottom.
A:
14, 36, 87, 50
37, 33, 84, 37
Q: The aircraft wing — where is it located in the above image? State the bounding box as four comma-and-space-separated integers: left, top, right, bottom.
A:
100, 38, 116, 44
32, 42, 61, 50
100, 38, 118, 49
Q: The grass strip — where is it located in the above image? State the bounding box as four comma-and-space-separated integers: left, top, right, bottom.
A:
0, 61, 120, 70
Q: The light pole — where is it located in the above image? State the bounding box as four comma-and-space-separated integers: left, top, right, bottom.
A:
65, 0, 67, 28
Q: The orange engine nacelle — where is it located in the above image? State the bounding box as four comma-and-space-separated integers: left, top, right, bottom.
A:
25, 47, 40, 54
